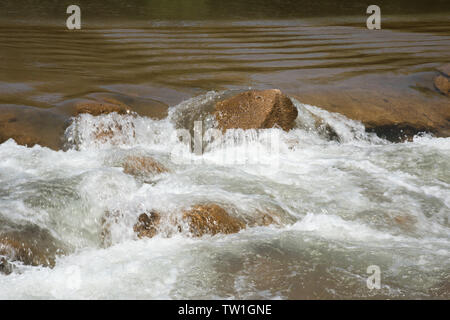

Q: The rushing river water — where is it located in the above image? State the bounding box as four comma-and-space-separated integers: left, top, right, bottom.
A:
0, 1, 449, 299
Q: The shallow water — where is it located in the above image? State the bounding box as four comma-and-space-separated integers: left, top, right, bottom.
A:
1, 9, 449, 108
0, 1, 449, 299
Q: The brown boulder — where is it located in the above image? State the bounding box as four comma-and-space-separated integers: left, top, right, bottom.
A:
133, 212, 161, 239
214, 89, 298, 132
122, 155, 168, 178
181, 204, 246, 237
133, 204, 247, 239
55, 94, 168, 120
431, 279, 450, 298
132, 205, 284, 240
434, 75, 450, 97
0, 226, 66, 271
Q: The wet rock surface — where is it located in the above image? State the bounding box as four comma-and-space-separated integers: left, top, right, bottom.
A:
180, 204, 246, 237
434, 75, 450, 96
0, 105, 67, 150
294, 85, 450, 141
74, 99, 131, 116
434, 64, 450, 97
214, 89, 298, 132
133, 212, 161, 239
86, 94, 169, 119
0, 225, 66, 272
132, 204, 280, 240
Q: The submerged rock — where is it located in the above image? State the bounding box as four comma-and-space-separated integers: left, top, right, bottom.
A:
86, 94, 169, 119
56, 94, 168, 120
100, 210, 122, 247
309, 113, 339, 141
434, 75, 450, 97
65, 111, 137, 149
0, 225, 66, 272
181, 204, 246, 237
248, 210, 280, 227
133, 212, 161, 239
214, 89, 298, 132
434, 63, 450, 96
132, 204, 246, 239
122, 155, 168, 178
93, 122, 128, 143
0, 257, 13, 275
393, 214, 417, 232
72, 99, 135, 146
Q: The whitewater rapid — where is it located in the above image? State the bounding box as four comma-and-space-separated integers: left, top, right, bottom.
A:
0, 92, 449, 299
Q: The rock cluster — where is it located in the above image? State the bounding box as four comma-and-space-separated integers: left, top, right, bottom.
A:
132, 204, 277, 240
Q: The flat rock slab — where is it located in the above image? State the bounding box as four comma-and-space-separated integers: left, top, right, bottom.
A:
74, 100, 131, 116
0, 105, 67, 150
294, 86, 450, 141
